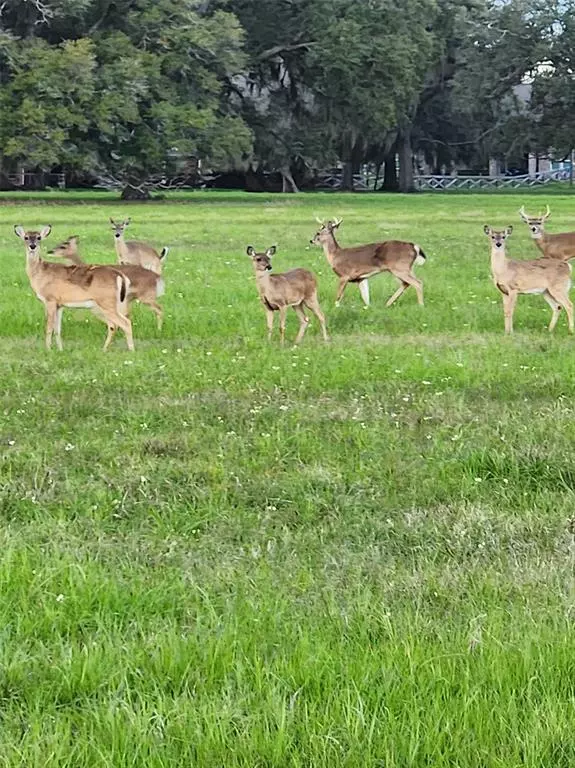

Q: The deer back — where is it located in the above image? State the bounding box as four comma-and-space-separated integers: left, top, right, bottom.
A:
260, 268, 317, 307
503, 257, 571, 292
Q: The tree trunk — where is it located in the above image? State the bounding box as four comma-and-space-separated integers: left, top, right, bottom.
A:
398, 127, 415, 193
121, 184, 151, 200
281, 167, 299, 193
340, 160, 354, 191
382, 149, 398, 191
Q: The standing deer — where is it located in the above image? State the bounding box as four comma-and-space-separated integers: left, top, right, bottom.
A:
110, 218, 168, 274
15, 226, 134, 350
484, 224, 574, 334
247, 245, 329, 345
48, 236, 165, 331
519, 205, 575, 261
310, 218, 426, 308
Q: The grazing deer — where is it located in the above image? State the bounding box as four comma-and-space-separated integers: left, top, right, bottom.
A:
110, 218, 168, 274
484, 224, 574, 334
247, 245, 329, 345
15, 225, 134, 351
310, 218, 426, 308
519, 205, 575, 261
48, 236, 165, 331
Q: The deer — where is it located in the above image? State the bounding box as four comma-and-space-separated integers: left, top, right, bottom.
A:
110, 218, 168, 274
484, 224, 574, 334
48, 236, 165, 331
310, 218, 426, 308
518, 205, 575, 261
15, 226, 134, 351
247, 245, 329, 346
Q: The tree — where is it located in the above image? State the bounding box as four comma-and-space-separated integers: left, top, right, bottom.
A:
0, 0, 253, 195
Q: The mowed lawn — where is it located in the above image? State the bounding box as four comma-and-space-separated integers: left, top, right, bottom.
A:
3, 190, 575, 765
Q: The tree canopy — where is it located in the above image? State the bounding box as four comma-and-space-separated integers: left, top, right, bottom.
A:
0, 0, 572, 192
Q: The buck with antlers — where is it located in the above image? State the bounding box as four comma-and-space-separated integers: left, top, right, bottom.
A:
519, 205, 575, 261
484, 224, 574, 334
247, 245, 329, 345
48, 236, 165, 331
110, 218, 168, 274
310, 218, 426, 308
15, 226, 134, 350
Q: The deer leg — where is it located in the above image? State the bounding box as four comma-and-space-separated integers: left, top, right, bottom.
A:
265, 309, 274, 341
54, 306, 64, 351
305, 293, 329, 342
543, 290, 561, 332
44, 302, 57, 350
503, 291, 517, 334
404, 272, 424, 305
358, 279, 370, 308
335, 277, 349, 307
148, 302, 163, 331
99, 305, 134, 351
278, 306, 287, 346
548, 289, 574, 333
386, 279, 409, 308
292, 304, 310, 346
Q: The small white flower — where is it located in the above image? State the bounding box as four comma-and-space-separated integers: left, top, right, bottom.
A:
474, 477, 482, 483
64, 443, 75, 451
56, 594, 65, 603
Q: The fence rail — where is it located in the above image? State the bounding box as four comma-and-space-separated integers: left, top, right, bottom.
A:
414, 170, 573, 191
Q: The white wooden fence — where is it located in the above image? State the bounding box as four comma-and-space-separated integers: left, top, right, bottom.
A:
413, 169, 572, 191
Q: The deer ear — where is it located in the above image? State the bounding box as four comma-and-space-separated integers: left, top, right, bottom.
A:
39, 225, 51, 239
506, 225, 513, 235
483, 225, 491, 235
14, 225, 25, 238
124, 218, 131, 226
110, 217, 116, 225
266, 246, 276, 257
246, 246, 255, 256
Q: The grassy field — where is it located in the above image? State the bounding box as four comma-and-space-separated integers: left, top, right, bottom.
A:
2, 190, 575, 766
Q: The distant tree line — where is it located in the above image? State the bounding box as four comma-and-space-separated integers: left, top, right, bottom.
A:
0, 0, 573, 194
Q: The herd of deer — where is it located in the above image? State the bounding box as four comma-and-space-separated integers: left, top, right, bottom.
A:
12, 204, 575, 350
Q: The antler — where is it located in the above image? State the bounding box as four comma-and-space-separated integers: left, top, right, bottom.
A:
331, 217, 343, 228
543, 204, 551, 220
315, 216, 324, 225
518, 205, 529, 221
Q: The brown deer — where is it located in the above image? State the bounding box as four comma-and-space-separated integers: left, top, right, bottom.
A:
15, 226, 134, 351
310, 218, 426, 308
110, 218, 168, 274
519, 205, 575, 261
247, 245, 329, 345
48, 236, 165, 331
484, 224, 574, 334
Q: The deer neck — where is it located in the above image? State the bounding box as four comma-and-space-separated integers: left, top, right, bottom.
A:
321, 233, 340, 267
66, 250, 85, 266
255, 271, 273, 295
490, 244, 508, 278
114, 235, 126, 259
25, 249, 43, 278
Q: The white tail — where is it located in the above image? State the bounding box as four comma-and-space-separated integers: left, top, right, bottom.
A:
110, 217, 167, 274
484, 224, 574, 334
310, 218, 425, 308
15, 226, 134, 351
247, 245, 329, 345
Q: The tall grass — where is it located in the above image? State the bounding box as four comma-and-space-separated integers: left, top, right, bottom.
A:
1, 191, 575, 765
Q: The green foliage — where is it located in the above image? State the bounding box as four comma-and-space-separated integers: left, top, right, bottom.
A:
0, 0, 252, 179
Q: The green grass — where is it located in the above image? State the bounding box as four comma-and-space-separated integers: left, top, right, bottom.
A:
3, 190, 575, 765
